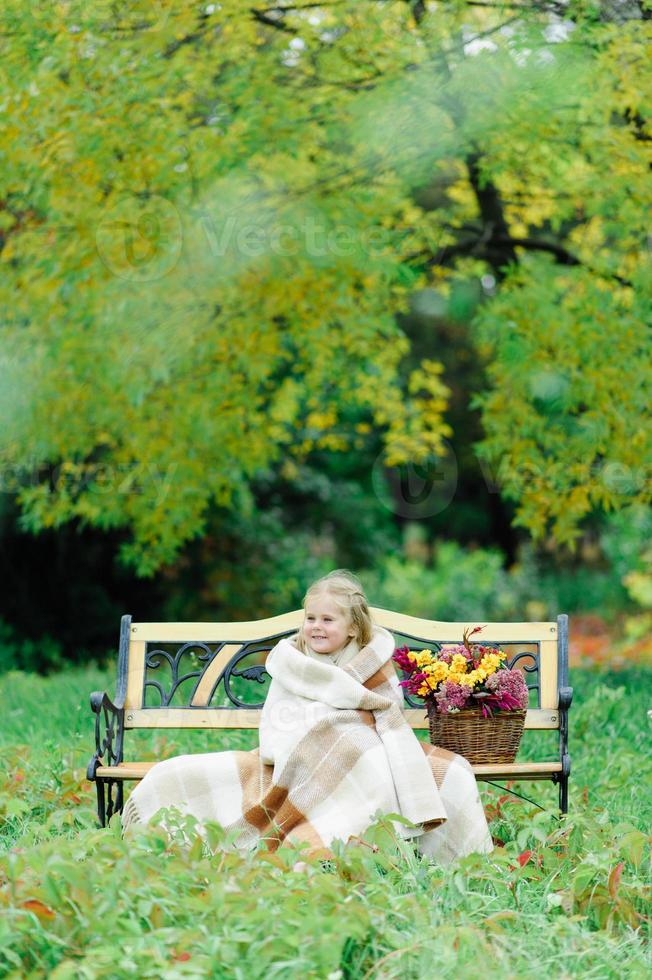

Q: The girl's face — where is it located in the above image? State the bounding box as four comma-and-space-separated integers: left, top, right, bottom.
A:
303, 593, 355, 655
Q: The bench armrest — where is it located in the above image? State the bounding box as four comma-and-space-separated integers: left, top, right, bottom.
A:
558, 686, 573, 710
557, 686, 573, 781
87, 691, 125, 780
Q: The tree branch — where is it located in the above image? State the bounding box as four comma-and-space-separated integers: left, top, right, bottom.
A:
465, 152, 518, 276
409, 232, 633, 288
256, 2, 348, 9
405, 0, 428, 23
163, 12, 212, 58
251, 8, 298, 32
494, 235, 579, 265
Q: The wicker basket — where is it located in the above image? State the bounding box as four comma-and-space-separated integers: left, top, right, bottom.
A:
427, 705, 526, 764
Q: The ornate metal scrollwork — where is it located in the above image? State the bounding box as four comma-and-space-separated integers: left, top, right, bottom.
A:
144, 641, 216, 707
142, 637, 282, 709
87, 691, 124, 776
139, 634, 541, 712
87, 690, 126, 827
222, 644, 271, 708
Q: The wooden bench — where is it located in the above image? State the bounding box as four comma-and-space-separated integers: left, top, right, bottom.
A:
87, 610, 572, 826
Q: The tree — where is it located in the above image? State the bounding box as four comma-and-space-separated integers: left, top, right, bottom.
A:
0, 0, 649, 576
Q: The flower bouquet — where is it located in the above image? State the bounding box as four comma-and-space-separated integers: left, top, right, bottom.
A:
393, 626, 529, 764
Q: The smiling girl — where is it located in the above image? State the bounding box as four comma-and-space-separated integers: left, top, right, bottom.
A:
294, 569, 371, 665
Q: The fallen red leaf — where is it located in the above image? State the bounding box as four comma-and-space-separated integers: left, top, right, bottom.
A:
171, 951, 191, 962
22, 899, 56, 921
608, 861, 624, 901
517, 850, 533, 867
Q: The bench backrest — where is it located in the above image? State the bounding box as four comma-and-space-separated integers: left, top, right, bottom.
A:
116, 609, 568, 733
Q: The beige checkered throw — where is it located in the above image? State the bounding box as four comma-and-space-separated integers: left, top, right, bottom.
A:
122, 627, 492, 863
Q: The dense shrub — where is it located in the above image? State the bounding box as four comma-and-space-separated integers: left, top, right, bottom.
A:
0, 619, 64, 675
363, 543, 517, 621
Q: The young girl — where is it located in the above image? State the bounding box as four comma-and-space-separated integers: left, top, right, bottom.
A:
123, 569, 492, 863
296, 569, 371, 661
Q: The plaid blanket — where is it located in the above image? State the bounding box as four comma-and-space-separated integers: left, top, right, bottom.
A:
122, 628, 492, 862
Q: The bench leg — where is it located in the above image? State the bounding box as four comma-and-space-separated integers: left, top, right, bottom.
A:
95, 779, 124, 827
95, 779, 125, 827
96, 779, 106, 828
105, 780, 124, 824
559, 774, 569, 814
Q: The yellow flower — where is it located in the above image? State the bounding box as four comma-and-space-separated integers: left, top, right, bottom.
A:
415, 649, 434, 668
451, 653, 468, 671
431, 661, 449, 683
478, 653, 501, 678
417, 683, 429, 697
456, 669, 483, 688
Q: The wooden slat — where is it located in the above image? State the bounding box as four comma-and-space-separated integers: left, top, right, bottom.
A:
474, 762, 562, 780
123, 706, 559, 730
96, 760, 562, 783
124, 708, 264, 729
539, 639, 559, 709
127, 609, 558, 644
371, 611, 558, 643
125, 640, 146, 710
96, 762, 156, 779
129, 611, 304, 643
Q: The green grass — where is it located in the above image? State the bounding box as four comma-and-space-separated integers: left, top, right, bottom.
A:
0, 665, 650, 978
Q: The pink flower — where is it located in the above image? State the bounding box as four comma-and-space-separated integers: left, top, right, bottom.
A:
393, 646, 430, 698
392, 645, 414, 673
485, 668, 529, 710
433, 680, 473, 714
437, 644, 469, 665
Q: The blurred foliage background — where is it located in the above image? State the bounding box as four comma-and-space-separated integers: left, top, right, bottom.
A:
0, 0, 650, 671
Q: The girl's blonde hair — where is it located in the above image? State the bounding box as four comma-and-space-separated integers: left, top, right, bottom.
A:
294, 569, 374, 654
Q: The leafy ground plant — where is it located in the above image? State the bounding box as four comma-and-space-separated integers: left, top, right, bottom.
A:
0, 666, 650, 978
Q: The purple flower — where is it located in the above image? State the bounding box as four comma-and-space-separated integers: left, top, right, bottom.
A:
485, 668, 529, 710
433, 680, 473, 714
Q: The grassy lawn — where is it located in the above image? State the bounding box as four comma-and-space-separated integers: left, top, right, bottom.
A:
0, 665, 650, 978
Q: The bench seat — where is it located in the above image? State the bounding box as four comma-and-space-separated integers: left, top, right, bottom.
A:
95, 760, 564, 782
